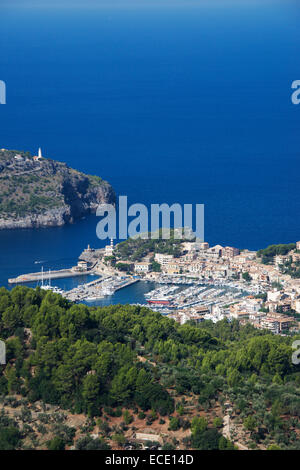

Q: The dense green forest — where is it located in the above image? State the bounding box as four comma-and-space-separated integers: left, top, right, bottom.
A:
115, 230, 192, 262
0, 286, 300, 450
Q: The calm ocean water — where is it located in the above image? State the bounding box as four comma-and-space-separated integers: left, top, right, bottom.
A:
0, 2, 300, 288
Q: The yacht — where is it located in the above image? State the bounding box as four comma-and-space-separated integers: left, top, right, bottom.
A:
102, 286, 115, 296
40, 268, 64, 295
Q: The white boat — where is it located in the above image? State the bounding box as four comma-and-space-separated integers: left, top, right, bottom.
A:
102, 287, 114, 296
85, 295, 104, 301
51, 287, 64, 295
40, 268, 64, 295
101, 282, 115, 296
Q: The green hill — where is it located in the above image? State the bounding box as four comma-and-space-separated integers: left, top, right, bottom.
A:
0, 149, 115, 229
0, 286, 300, 450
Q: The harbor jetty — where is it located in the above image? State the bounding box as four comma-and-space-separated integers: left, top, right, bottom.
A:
64, 276, 139, 302
8, 267, 95, 284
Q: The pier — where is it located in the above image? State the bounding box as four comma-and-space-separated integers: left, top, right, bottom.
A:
63, 276, 140, 302
8, 268, 96, 284
114, 278, 139, 291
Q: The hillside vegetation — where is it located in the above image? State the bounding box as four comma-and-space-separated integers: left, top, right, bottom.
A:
115, 229, 193, 262
0, 287, 300, 449
257, 243, 296, 265
0, 149, 115, 228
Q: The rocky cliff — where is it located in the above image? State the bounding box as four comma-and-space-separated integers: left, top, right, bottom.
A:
0, 149, 116, 229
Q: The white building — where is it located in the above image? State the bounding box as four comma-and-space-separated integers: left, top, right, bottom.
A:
267, 290, 282, 303
294, 299, 300, 314
260, 318, 280, 334
33, 147, 43, 161
134, 262, 151, 273
76, 260, 88, 271
154, 253, 174, 266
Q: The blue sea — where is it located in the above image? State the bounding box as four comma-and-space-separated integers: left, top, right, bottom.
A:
0, 1, 300, 289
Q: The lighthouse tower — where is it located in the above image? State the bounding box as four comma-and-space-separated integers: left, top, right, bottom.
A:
33, 147, 43, 162
105, 238, 114, 256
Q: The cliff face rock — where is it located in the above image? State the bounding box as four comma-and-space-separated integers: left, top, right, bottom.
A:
0, 149, 116, 229
61, 173, 115, 221
0, 207, 69, 229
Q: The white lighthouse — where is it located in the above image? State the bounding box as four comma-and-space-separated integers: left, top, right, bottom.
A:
105, 238, 114, 256
33, 147, 43, 162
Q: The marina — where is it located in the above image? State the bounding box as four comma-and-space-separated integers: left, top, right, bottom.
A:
62, 276, 140, 303
5, 249, 297, 333
141, 280, 249, 314
7, 258, 252, 314
5, 237, 264, 323
61, 274, 251, 319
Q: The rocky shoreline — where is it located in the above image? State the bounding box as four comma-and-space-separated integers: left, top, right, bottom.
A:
0, 149, 116, 229
0, 182, 116, 230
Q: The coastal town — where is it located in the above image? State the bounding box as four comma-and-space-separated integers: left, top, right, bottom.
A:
9, 237, 300, 336
3, 146, 299, 337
